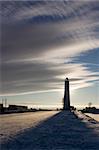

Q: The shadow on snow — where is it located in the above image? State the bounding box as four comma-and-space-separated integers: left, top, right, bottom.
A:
1, 111, 99, 150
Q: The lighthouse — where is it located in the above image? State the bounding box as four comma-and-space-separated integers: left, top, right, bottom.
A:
63, 78, 70, 110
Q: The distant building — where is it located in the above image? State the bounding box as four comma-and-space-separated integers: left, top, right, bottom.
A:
8, 105, 28, 112
82, 107, 99, 114
63, 78, 70, 110
0, 104, 4, 113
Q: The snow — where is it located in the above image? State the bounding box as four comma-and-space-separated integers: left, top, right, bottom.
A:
85, 113, 99, 122
0, 111, 99, 150
0, 111, 57, 143
74, 110, 98, 123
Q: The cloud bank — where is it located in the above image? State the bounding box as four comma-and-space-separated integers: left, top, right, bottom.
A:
0, 1, 99, 96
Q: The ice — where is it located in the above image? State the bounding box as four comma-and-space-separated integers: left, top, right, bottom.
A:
0, 111, 57, 143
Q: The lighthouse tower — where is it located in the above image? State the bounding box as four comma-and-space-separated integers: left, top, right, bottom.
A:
63, 78, 70, 110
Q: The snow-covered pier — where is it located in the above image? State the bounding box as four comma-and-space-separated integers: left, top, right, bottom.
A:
0, 111, 99, 150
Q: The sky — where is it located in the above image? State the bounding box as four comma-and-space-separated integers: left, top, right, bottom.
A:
0, 0, 99, 109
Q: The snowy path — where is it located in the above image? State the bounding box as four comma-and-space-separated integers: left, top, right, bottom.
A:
0, 111, 99, 150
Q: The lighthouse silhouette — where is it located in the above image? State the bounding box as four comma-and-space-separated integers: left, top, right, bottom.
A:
63, 78, 70, 110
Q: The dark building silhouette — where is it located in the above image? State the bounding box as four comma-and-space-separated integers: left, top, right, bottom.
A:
8, 105, 28, 112
0, 104, 4, 113
63, 78, 70, 110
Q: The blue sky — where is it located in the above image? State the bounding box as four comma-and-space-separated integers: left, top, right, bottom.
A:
0, 1, 99, 108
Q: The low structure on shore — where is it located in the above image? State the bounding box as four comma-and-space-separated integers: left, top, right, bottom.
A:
0, 104, 28, 114
8, 105, 28, 112
81, 107, 99, 114
0, 104, 4, 113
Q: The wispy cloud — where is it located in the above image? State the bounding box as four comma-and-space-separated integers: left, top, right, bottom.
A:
0, 1, 99, 96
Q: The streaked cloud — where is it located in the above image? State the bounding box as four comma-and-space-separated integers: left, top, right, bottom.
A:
0, 1, 99, 96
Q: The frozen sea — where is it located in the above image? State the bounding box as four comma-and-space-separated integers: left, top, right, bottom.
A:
0, 111, 99, 150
